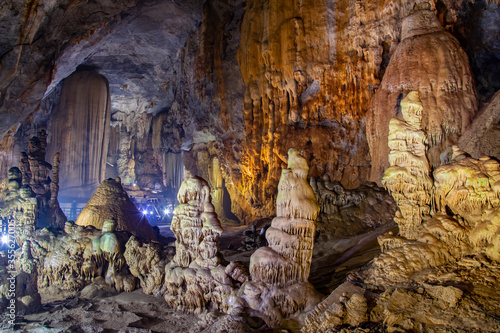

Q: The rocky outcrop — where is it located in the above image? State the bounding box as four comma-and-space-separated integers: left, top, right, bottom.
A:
458, 90, 500, 160
367, 3, 478, 182
75, 177, 157, 241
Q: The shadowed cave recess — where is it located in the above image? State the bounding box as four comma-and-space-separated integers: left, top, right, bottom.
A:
0, 0, 500, 332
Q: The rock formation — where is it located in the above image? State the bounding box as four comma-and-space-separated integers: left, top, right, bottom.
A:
163, 175, 246, 313
459, 90, 500, 161
0, 130, 66, 238
124, 236, 173, 296
31, 220, 137, 294
13, 241, 43, 315
1, 167, 37, 246
381, 91, 433, 239
367, 2, 478, 182
303, 89, 500, 333
250, 148, 320, 286
235, 148, 323, 327
76, 177, 157, 241
46, 71, 111, 201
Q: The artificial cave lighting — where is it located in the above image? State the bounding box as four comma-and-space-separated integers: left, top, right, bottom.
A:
1, 234, 9, 244
0, 0, 500, 332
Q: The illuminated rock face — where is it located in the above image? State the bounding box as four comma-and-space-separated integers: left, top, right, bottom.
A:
250, 148, 320, 287
235, 149, 322, 327
163, 175, 245, 313
303, 90, 500, 332
367, 4, 478, 182
76, 177, 156, 242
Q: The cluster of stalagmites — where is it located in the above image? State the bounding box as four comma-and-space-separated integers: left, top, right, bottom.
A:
0, 241, 42, 315
31, 219, 137, 293
302, 92, 500, 332
1, 130, 66, 245
230, 149, 322, 327
163, 175, 248, 313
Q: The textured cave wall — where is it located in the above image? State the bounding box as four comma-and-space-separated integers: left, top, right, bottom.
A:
0, 0, 499, 225
46, 71, 111, 201
233, 0, 403, 217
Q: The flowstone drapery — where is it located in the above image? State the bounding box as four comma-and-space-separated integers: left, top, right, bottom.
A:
234, 148, 323, 327
163, 175, 246, 313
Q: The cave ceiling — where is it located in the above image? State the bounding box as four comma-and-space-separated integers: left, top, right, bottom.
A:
0, 0, 204, 138
0, 0, 499, 221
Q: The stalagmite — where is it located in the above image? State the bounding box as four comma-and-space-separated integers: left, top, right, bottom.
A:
382, 91, 433, 239
163, 175, 246, 313
76, 177, 157, 241
367, 2, 478, 182
235, 148, 323, 327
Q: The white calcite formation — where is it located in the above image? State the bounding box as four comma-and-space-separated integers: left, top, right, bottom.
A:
163, 175, 245, 313
251, 148, 320, 286
235, 148, 323, 327
382, 91, 433, 239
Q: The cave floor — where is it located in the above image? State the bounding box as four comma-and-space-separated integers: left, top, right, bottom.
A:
4, 224, 394, 332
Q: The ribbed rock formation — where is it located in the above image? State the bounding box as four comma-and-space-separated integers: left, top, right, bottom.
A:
163, 175, 244, 313
367, 2, 478, 182
382, 91, 433, 239
47, 71, 111, 201
250, 148, 320, 287
76, 177, 156, 241
235, 149, 322, 327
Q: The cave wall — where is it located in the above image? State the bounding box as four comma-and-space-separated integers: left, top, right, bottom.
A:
0, 0, 499, 224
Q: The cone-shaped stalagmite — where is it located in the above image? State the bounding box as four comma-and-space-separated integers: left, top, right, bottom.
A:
76, 177, 156, 241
